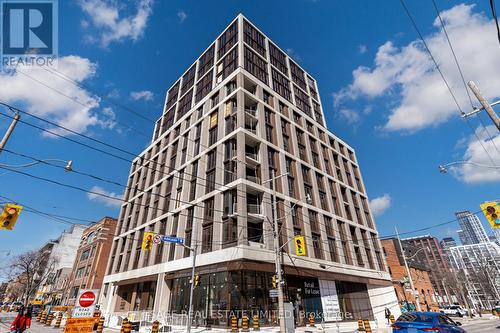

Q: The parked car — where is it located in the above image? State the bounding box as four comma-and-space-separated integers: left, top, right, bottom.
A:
439, 305, 468, 317
392, 312, 466, 332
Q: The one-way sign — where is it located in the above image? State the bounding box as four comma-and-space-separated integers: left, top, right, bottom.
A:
162, 236, 184, 244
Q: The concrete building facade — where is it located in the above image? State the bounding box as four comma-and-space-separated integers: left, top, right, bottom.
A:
64, 217, 117, 306
381, 239, 439, 312
100, 15, 399, 329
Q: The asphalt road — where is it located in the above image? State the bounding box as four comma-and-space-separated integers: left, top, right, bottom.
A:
461, 318, 500, 333
0, 315, 498, 332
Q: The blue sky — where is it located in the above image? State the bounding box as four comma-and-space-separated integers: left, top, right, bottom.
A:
0, 0, 499, 258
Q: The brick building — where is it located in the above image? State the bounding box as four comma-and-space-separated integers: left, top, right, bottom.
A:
381, 239, 439, 312
64, 217, 117, 306
401, 235, 456, 305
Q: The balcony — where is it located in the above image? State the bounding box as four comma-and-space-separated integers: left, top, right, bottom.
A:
245, 166, 261, 184
245, 144, 259, 165
247, 204, 261, 215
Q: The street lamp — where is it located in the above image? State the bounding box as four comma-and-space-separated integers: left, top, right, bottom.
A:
438, 161, 500, 174
0, 159, 73, 172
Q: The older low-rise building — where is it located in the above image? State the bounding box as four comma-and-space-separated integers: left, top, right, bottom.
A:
381, 239, 439, 312
37, 224, 86, 304
64, 217, 117, 306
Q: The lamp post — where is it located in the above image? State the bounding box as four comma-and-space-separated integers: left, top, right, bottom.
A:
0, 159, 73, 172
438, 161, 500, 174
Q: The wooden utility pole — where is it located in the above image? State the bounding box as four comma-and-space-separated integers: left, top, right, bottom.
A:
467, 81, 500, 131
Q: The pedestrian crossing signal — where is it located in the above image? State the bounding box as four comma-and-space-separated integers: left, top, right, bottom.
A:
271, 275, 277, 288
142, 232, 155, 251
480, 201, 500, 229
194, 274, 200, 287
0, 204, 22, 230
294, 235, 306, 256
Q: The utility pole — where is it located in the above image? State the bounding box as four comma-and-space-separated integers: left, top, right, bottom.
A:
395, 227, 422, 312
0, 112, 20, 155
466, 81, 500, 131
271, 169, 286, 332
186, 241, 198, 333
184, 233, 197, 333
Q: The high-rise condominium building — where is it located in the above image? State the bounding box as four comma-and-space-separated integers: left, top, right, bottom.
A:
456, 211, 489, 245
100, 15, 399, 329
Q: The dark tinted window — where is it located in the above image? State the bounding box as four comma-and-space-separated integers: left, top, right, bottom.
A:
397, 313, 434, 323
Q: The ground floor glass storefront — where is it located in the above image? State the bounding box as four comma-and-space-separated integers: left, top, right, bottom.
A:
168, 270, 374, 327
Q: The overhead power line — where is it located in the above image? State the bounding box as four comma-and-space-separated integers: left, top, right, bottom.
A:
400, 0, 499, 169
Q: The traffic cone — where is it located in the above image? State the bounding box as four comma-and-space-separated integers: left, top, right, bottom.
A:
36, 310, 43, 322
241, 315, 249, 332
120, 318, 128, 333
252, 314, 260, 331
309, 313, 315, 327
151, 320, 160, 333
357, 318, 365, 331
45, 312, 54, 326
96, 317, 105, 333
363, 319, 372, 333
230, 315, 238, 332
54, 312, 63, 328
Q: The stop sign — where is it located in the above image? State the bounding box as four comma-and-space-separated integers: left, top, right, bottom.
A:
79, 291, 96, 307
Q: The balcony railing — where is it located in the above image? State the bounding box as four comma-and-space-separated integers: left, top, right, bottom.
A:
246, 175, 261, 184
245, 108, 258, 117
245, 151, 259, 161
247, 204, 261, 215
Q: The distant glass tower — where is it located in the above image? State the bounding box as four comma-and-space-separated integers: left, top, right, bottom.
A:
455, 211, 489, 245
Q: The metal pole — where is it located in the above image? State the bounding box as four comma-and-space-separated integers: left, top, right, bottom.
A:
395, 227, 421, 311
468, 81, 500, 131
0, 112, 20, 155
186, 242, 197, 333
272, 169, 286, 332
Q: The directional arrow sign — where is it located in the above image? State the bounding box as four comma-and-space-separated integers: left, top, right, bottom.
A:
161, 236, 184, 244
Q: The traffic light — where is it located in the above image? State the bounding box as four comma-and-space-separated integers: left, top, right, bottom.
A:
193, 274, 200, 287
271, 275, 277, 288
0, 204, 22, 230
294, 235, 306, 256
480, 201, 500, 229
142, 232, 155, 251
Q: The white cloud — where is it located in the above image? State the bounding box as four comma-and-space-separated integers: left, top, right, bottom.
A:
338, 108, 361, 125
358, 44, 368, 54
87, 186, 123, 207
335, 4, 500, 132
78, 0, 154, 47
449, 126, 500, 183
177, 10, 187, 23
0, 56, 115, 135
130, 90, 154, 101
369, 194, 391, 217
